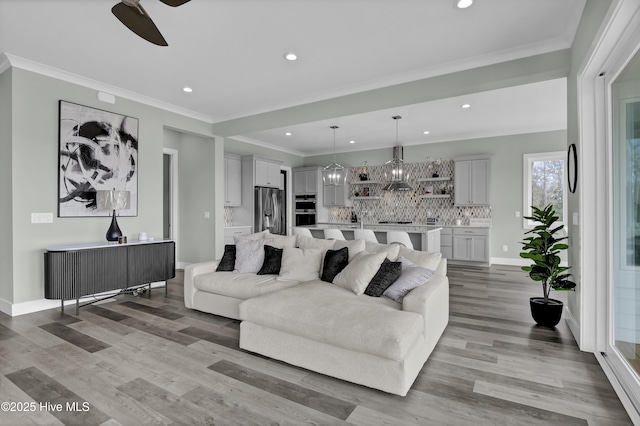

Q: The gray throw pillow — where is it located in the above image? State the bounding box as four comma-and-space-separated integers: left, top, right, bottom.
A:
383, 266, 434, 303
234, 237, 274, 273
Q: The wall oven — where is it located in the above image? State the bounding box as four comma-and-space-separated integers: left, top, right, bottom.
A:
295, 194, 316, 226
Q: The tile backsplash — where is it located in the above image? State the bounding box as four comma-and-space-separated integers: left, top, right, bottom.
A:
329, 159, 492, 225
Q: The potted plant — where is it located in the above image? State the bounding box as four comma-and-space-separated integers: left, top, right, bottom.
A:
520, 204, 576, 327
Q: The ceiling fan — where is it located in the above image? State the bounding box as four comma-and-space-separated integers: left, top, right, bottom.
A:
112, 0, 191, 46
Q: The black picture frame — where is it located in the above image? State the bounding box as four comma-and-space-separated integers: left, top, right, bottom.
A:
567, 143, 577, 193
58, 100, 139, 217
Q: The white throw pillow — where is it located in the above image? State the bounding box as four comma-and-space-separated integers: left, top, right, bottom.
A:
398, 246, 442, 270
266, 233, 298, 249
234, 237, 274, 273
364, 240, 400, 261
332, 250, 387, 295
333, 239, 366, 262
397, 255, 416, 270
383, 266, 434, 303
297, 235, 336, 251
277, 246, 323, 282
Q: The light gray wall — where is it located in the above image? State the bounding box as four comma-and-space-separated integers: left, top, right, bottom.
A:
304, 130, 567, 261
0, 69, 13, 303
6, 67, 217, 305
566, 0, 614, 329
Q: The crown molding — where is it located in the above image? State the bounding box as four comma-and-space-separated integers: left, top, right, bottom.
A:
3, 53, 214, 124
227, 135, 306, 157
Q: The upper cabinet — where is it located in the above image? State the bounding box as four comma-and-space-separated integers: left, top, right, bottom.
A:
323, 183, 350, 207
293, 168, 319, 194
454, 155, 491, 206
224, 154, 242, 206
253, 157, 282, 188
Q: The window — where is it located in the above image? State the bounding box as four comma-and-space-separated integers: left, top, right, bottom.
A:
523, 151, 567, 227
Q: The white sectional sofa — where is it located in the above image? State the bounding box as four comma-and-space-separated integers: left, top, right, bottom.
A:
184, 231, 449, 396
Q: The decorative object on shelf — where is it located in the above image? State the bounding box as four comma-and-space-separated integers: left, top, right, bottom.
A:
354, 191, 360, 197
382, 116, 412, 191
424, 185, 433, 195
520, 204, 576, 327
362, 187, 370, 197
322, 125, 347, 186
359, 161, 369, 181
97, 189, 131, 241
432, 158, 443, 177
58, 100, 138, 218
567, 143, 577, 193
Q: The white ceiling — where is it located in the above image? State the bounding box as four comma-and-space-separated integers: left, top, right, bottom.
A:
0, 0, 585, 155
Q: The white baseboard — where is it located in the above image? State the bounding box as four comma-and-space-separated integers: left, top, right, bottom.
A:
0, 282, 166, 317
564, 304, 581, 349
491, 257, 529, 266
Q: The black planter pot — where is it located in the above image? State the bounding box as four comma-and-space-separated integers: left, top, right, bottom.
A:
530, 297, 563, 327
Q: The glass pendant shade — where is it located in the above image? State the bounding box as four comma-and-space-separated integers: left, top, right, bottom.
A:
383, 116, 413, 191
322, 126, 347, 186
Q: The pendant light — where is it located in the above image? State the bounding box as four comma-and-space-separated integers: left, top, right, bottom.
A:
322, 125, 347, 186
382, 116, 413, 191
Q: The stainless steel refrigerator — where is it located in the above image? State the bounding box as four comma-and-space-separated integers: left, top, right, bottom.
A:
254, 187, 286, 235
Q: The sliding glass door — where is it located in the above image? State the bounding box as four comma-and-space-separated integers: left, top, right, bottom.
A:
611, 46, 640, 406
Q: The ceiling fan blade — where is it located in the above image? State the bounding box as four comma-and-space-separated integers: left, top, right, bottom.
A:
158, 0, 191, 6
112, 2, 168, 46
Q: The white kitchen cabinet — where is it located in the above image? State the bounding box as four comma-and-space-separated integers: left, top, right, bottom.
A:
294, 169, 319, 194
255, 159, 281, 188
440, 227, 453, 259
323, 184, 350, 207
224, 154, 242, 206
454, 155, 491, 206
452, 227, 490, 263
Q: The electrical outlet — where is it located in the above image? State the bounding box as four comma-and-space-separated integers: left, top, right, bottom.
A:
502, 245, 508, 252
515, 211, 521, 218
204, 211, 210, 219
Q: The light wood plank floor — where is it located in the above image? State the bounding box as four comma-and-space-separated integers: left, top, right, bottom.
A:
0, 265, 632, 425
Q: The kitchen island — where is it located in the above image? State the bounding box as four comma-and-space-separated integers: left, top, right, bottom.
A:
301, 222, 443, 252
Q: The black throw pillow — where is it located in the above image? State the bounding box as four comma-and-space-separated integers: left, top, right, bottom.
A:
364, 258, 402, 297
321, 247, 349, 283
216, 245, 236, 271
257, 245, 283, 275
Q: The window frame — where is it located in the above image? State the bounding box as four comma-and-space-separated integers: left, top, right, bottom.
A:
522, 151, 568, 229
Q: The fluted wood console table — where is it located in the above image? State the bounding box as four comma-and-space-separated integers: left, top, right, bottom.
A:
44, 239, 175, 314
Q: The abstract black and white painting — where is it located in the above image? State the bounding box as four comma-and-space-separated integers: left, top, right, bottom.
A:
58, 101, 138, 217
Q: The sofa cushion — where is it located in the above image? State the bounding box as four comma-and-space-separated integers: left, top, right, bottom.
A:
333, 239, 365, 262
242, 230, 270, 240
332, 250, 387, 295
257, 245, 283, 275
297, 235, 336, 251
216, 245, 236, 272
239, 281, 424, 360
398, 246, 441, 270
234, 237, 274, 273
194, 271, 299, 300
364, 258, 402, 297
365, 241, 400, 261
383, 266, 435, 303
321, 247, 349, 283
277, 246, 323, 282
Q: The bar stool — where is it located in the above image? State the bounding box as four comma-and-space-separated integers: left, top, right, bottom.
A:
354, 229, 378, 243
324, 229, 346, 240
292, 227, 313, 237
386, 231, 413, 249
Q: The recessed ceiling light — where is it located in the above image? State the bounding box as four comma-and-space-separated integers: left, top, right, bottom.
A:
423, 131, 430, 135
455, 0, 473, 9
182, 86, 193, 93
284, 53, 298, 61
285, 132, 292, 136
461, 103, 471, 109
349, 140, 355, 144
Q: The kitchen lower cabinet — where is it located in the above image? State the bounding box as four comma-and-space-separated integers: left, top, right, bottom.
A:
452, 227, 490, 263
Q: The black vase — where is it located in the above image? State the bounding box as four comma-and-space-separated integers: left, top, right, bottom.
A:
106, 209, 122, 242
529, 297, 563, 327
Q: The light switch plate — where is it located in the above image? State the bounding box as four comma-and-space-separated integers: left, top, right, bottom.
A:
31, 212, 53, 223
572, 212, 579, 225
